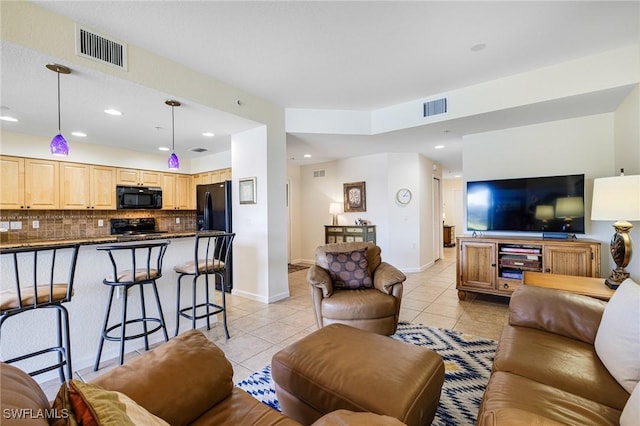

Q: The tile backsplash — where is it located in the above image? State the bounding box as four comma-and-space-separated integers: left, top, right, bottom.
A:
0, 210, 196, 242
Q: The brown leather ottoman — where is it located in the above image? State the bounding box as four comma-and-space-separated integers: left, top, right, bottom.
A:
271, 323, 445, 426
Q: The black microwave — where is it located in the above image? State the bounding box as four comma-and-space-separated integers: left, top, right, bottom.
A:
116, 186, 163, 209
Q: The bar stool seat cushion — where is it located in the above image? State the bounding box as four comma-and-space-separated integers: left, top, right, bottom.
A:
106, 269, 160, 284
0, 284, 70, 310
174, 259, 225, 274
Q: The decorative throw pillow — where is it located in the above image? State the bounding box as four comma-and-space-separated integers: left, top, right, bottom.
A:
621, 382, 640, 426
326, 248, 373, 289
594, 278, 640, 394
52, 379, 170, 426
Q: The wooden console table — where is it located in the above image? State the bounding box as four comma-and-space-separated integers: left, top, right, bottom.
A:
325, 225, 376, 244
523, 271, 614, 301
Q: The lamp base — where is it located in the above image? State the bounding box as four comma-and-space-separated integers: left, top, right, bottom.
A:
605, 268, 630, 289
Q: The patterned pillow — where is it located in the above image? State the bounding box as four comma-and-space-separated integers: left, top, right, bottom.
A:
326, 248, 373, 289
51, 379, 170, 426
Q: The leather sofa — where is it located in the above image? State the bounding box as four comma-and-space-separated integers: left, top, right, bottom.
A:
477, 284, 632, 425
307, 242, 406, 335
1, 330, 405, 426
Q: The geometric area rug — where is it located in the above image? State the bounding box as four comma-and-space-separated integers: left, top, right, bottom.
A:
236, 321, 497, 426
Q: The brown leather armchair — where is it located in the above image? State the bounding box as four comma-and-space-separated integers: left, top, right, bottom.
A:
307, 242, 406, 335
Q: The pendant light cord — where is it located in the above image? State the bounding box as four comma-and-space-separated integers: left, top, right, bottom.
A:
171, 105, 175, 151
57, 71, 62, 134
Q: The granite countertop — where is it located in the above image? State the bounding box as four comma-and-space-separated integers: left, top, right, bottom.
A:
0, 231, 197, 251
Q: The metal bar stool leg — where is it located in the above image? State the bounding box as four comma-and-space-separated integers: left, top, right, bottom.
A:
95, 286, 116, 371
205, 274, 211, 330
139, 283, 149, 351
151, 280, 169, 342
218, 273, 230, 339
55, 307, 65, 382
175, 275, 183, 337
61, 305, 73, 381
119, 285, 129, 367
191, 276, 198, 331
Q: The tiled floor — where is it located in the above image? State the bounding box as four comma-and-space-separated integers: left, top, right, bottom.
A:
40, 247, 510, 399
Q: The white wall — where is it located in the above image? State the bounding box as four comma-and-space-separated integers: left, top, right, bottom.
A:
462, 112, 639, 281
294, 152, 441, 272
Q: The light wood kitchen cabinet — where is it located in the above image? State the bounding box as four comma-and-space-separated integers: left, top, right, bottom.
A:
24, 158, 60, 209
456, 236, 601, 300
116, 168, 161, 186
193, 168, 232, 186
60, 163, 116, 209
162, 173, 192, 210
0, 155, 25, 209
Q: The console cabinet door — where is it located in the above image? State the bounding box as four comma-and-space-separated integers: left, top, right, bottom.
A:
543, 244, 597, 277
458, 241, 496, 290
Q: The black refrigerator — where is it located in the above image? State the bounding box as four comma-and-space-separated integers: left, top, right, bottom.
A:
196, 181, 233, 292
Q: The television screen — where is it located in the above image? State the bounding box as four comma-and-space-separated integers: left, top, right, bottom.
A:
466, 174, 585, 234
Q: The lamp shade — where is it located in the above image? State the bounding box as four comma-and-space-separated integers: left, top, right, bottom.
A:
167, 152, 180, 170
591, 175, 640, 221
555, 197, 584, 219
50, 134, 69, 156
329, 202, 342, 215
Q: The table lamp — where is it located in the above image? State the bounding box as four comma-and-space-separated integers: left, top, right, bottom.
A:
329, 202, 342, 225
591, 174, 640, 289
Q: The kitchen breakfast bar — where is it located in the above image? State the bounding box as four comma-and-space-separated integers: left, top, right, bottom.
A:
0, 232, 227, 382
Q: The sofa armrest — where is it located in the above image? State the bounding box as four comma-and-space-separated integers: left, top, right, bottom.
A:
91, 330, 233, 426
307, 265, 333, 297
373, 262, 406, 295
509, 285, 606, 344
479, 408, 565, 426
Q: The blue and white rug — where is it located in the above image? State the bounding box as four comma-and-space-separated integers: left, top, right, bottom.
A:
237, 321, 497, 426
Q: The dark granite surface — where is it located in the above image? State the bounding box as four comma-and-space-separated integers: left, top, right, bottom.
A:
0, 232, 196, 251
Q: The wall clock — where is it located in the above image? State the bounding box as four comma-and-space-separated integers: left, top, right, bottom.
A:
395, 188, 412, 205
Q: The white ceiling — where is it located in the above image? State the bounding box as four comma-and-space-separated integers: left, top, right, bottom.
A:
2, 1, 638, 176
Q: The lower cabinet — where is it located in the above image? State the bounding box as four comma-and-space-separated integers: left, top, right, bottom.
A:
456, 236, 600, 300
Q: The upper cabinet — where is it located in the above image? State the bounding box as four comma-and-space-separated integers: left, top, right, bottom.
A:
117, 168, 161, 186
193, 168, 231, 186
1, 156, 59, 210
162, 173, 192, 210
60, 162, 116, 209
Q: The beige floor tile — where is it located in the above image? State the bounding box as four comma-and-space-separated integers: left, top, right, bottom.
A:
412, 312, 459, 329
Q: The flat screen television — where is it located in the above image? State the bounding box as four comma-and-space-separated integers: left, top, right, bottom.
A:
466, 174, 585, 234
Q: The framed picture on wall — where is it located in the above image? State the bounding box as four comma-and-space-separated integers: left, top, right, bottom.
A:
239, 177, 257, 204
343, 181, 366, 212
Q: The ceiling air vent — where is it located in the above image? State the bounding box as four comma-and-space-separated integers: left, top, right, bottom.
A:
75, 25, 128, 70
313, 170, 326, 178
423, 98, 447, 117
191, 148, 208, 153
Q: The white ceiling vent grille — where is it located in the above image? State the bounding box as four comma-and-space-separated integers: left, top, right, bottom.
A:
313, 169, 326, 178
423, 98, 447, 117
191, 148, 208, 153
75, 25, 128, 70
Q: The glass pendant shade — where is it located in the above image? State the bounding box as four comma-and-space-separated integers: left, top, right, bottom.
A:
46, 63, 71, 157
168, 152, 180, 169
50, 134, 69, 156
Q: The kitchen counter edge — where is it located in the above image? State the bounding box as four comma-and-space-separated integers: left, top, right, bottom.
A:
0, 232, 197, 251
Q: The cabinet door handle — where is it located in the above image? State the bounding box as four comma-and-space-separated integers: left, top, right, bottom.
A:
503, 283, 509, 289
491, 263, 496, 267
545, 268, 551, 272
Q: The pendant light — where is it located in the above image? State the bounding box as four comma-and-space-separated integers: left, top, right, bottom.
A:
46, 64, 71, 156
165, 100, 181, 169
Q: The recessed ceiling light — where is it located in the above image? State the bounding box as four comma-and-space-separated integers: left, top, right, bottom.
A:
71, 131, 87, 137
435, 145, 445, 149
0, 116, 18, 122
158, 147, 170, 151
104, 109, 122, 116
202, 132, 215, 137
303, 154, 312, 158
470, 43, 486, 52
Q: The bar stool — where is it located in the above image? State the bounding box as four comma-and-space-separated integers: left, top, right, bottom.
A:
94, 240, 170, 371
174, 232, 235, 338
0, 244, 80, 382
